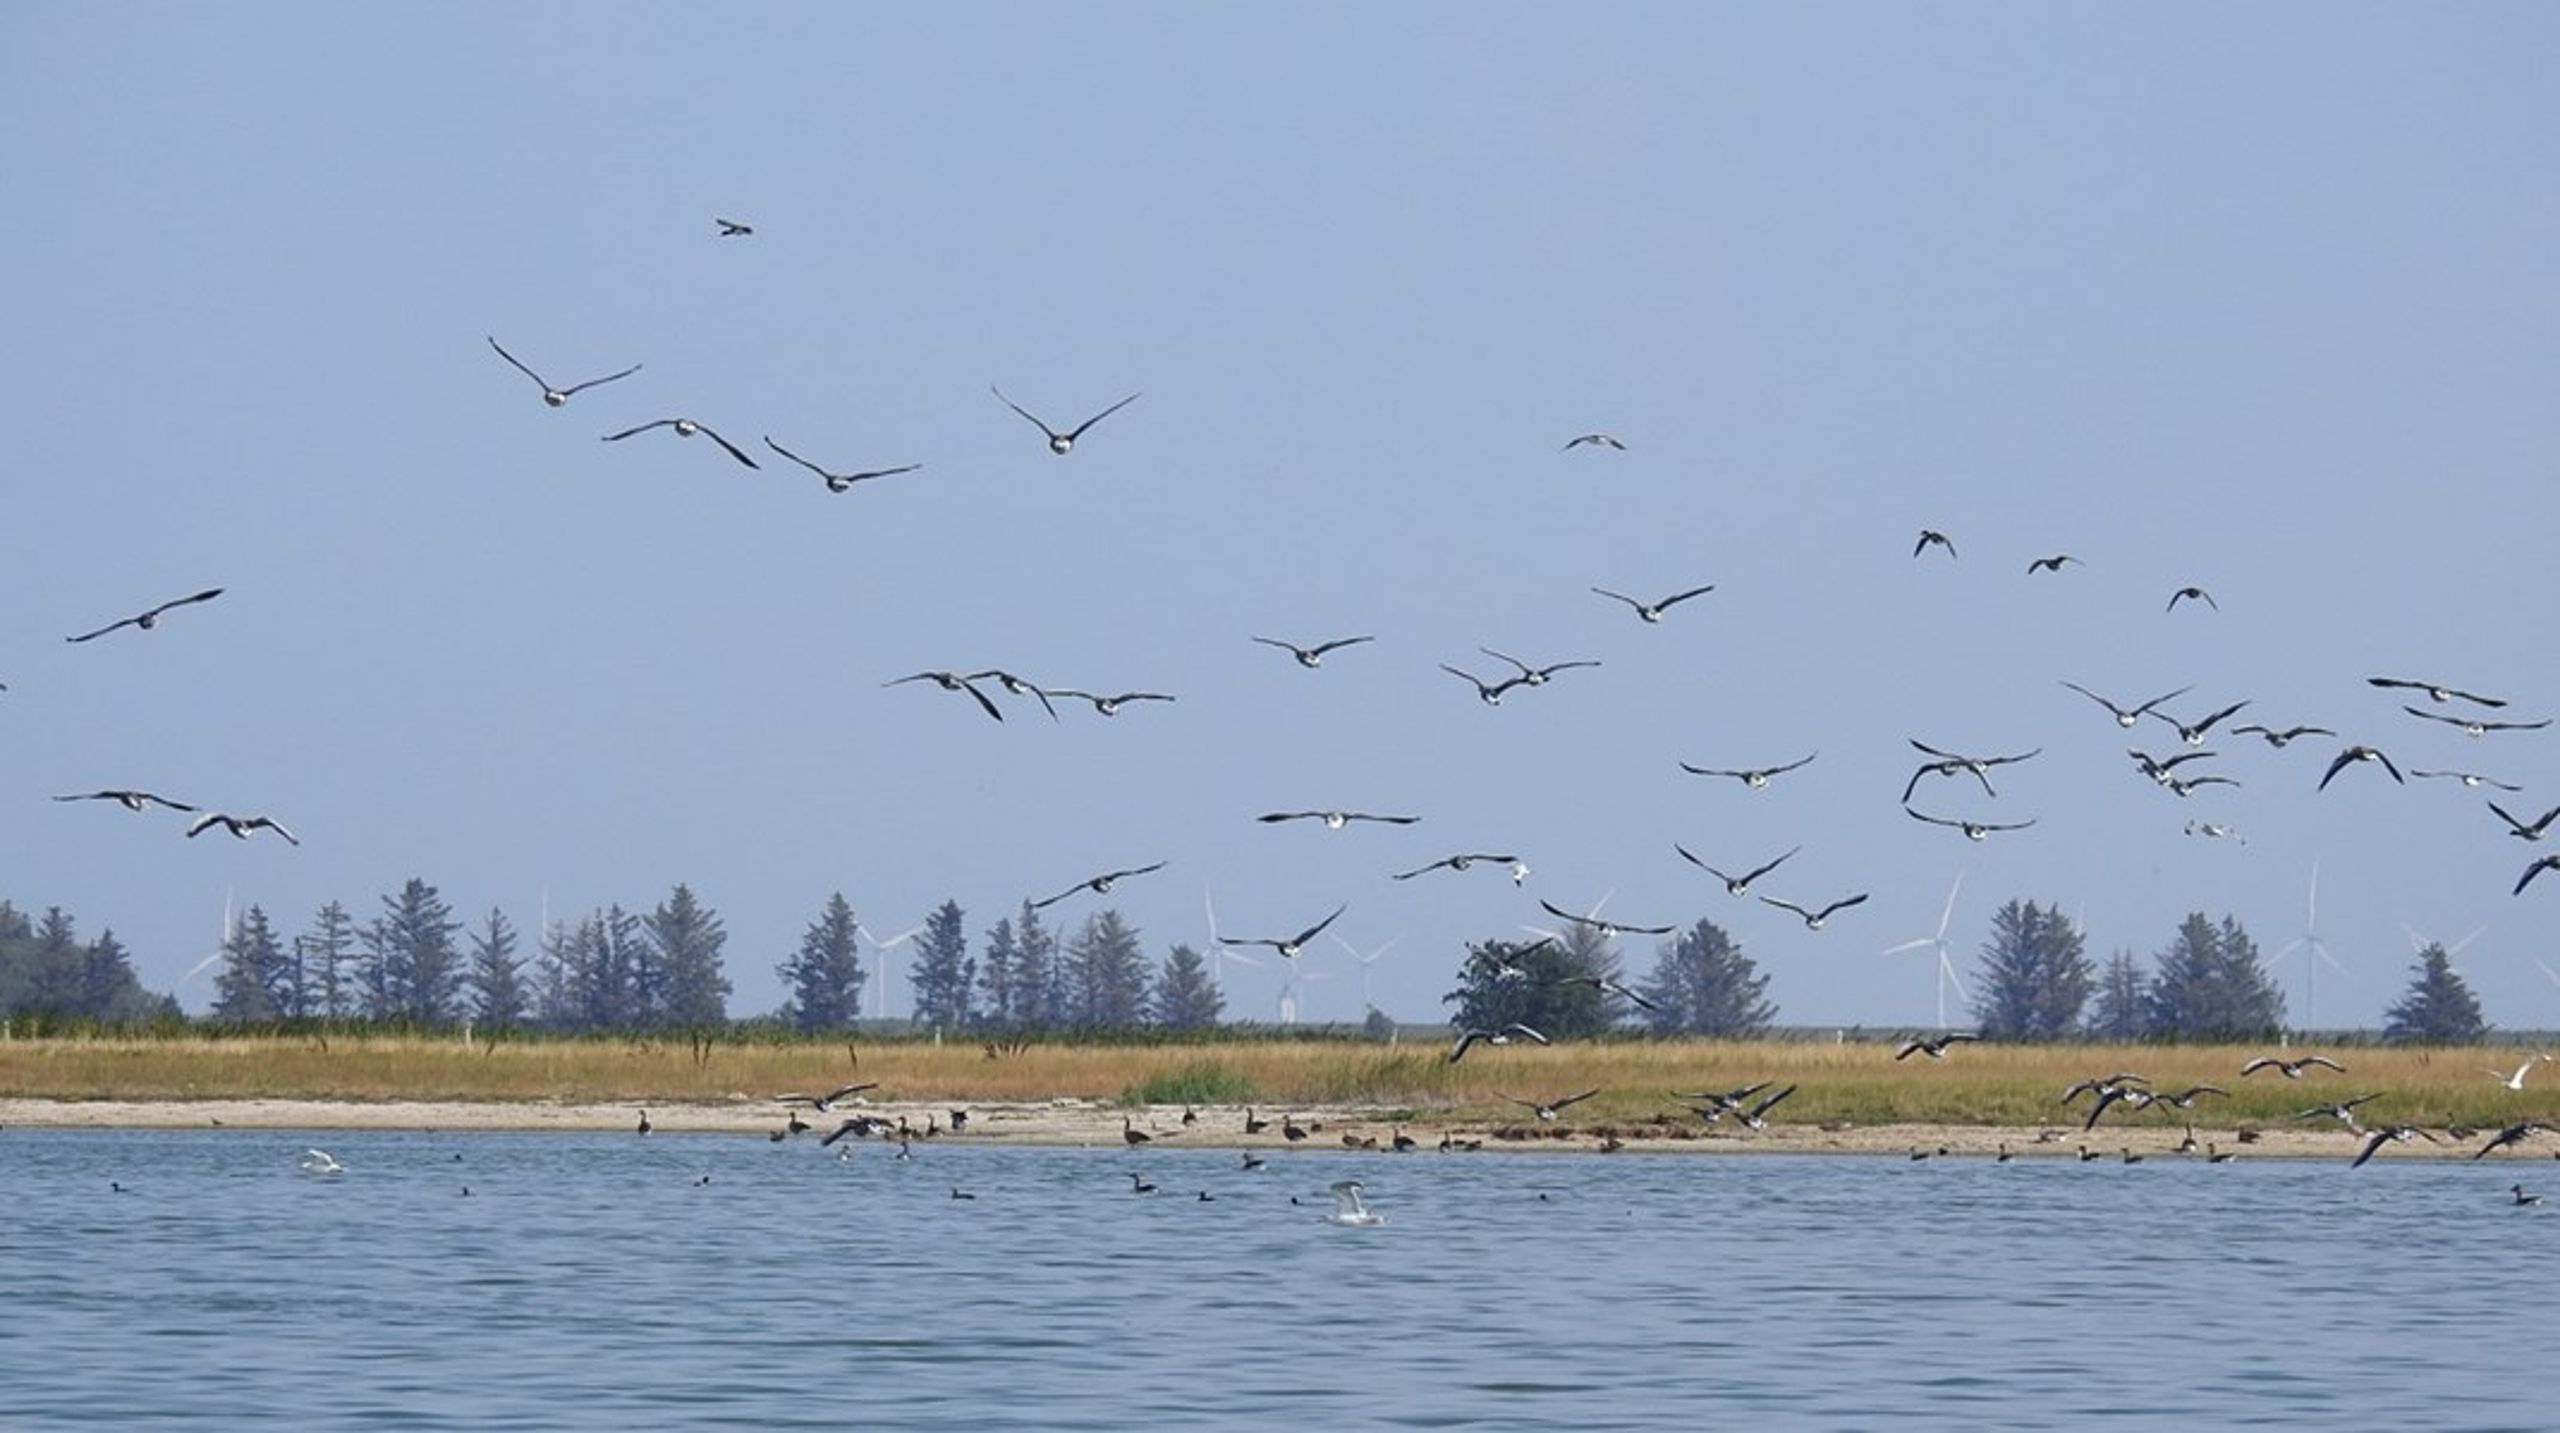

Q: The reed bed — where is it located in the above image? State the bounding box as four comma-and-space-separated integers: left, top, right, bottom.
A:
4, 1033, 2555, 1129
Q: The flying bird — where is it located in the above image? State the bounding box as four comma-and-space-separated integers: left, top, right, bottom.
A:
2349, 1125, 2439, 1169
1561, 433, 1627, 451
1223, 905, 1346, 960
1046, 689, 1174, 717
1478, 647, 1600, 687
990, 385, 1141, 455
2129, 748, 2219, 785
962, 669, 1061, 720
601, 418, 759, 469
1903, 740, 2041, 801
1904, 807, 2037, 841
715, 217, 753, 235
2062, 681, 2194, 729
485, 337, 642, 407
2293, 1094, 2384, 1132
1536, 898, 1674, 939
2517, 855, 2560, 897
1760, 893, 1869, 930
2474, 1121, 2548, 1159
2026, 554, 2081, 574
2489, 802, 2560, 842
2231, 723, 2335, 748
1591, 584, 1715, 623
1251, 635, 1374, 668
1674, 843, 1799, 898
1392, 853, 1519, 881
885, 670, 1005, 723
2486, 1055, 2548, 1091
1447, 1023, 1549, 1063
1734, 1083, 1797, 1130
1895, 1033, 1981, 1061
185, 812, 298, 845
776, 1082, 879, 1112
2401, 705, 2551, 737
1681, 752, 1818, 789
2409, 769, 2521, 792
2166, 586, 2217, 612
2152, 1085, 2229, 1109
1498, 1089, 1601, 1122
1323, 1179, 1385, 1226
2367, 677, 2505, 708
1440, 664, 1527, 706
760, 437, 921, 492
1031, 862, 1168, 910
2318, 744, 2404, 791
1913, 530, 1957, 559
54, 789, 197, 814
1258, 810, 1417, 830
2242, 1055, 2346, 1079
1547, 973, 1658, 1011
65, 588, 225, 644
2150, 700, 2250, 747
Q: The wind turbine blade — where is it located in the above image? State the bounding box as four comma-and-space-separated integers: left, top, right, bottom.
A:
1934, 871, 1967, 940
2310, 937, 2348, 976
2448, 925, 2487, 956
2306, 858, 2321, 930
1881, 937, 1935, 956
2537, 959, 2560, 990
2399, 923, 2429, 954
1939, 951, 1970, 1000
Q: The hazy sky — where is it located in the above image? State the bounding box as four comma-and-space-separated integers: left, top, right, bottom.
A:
7, 5, 2556, 1028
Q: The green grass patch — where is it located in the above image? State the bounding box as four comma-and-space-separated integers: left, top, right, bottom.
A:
1119, 1059, 1262, 1107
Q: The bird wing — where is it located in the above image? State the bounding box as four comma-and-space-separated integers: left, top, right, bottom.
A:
1817, 894, 1870, 920
826, 1082, 879, 1104
1759, 896, 1812, 920
1477, 646, 1533, 676
1656, 584, 1717, 609
692, 424, 760, 468
556, 363, 643, 397
989, 385, 1060, 439
1505, 1023, 1551, 1045
1905, 807, 1960, 829
1291, 905, 1348, 947
1258, 812, 1317, 824
65, 613, 145, 643
183, 812, 231, 838
2317, 750, 2356, 791
1309, 636, 1374, 656
761, 435, 832, 478
2521, 857, 2560, 896
956, 679, 1005, 722
1447, 1031, 1481, 1063
1590, 587, 1641, 610
2304, 1056, 2346, 1072
2060, 681, 2127, 717
1552, 1089, 1601, 1111
2350, 1129, 2391, 1168
1062, 391, 1142, 441
248, 817, 300, 845
1108, 862, 1168, 884
486, 336, 549, 388
1770, 752, 1818, 775
600, 420, 676, 442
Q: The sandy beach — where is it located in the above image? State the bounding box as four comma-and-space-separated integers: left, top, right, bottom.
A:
0, 1096, 2410, 1160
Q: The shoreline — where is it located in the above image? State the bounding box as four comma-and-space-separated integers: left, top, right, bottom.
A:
0, 1097, 2457, 1160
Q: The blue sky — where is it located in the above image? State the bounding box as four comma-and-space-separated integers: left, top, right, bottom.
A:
6, 4, 2556, 1028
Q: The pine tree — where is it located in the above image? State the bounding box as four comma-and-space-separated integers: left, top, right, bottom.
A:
1637, 918, 1776, 1036
2146, 913, 2284, 1040
1063, 910, 1151, 1029
77, 928, 161, 1023
977, 917, 1021, 1030
2383, 943, 2487, 1044
779, 892, 865, 1032
467, 908, 527, 1031
533, 917, 579, 1028
1008, 902, 1060, 1030
1151, 943, 1223, 1029
641, 885, 729, 1028
1970, 900, 2093, 1039
212, 904, 289, 1023
906, 900, 974, 1032
26, 908, 83, 1013
375, 878, 464, 1026
2086, 949, 2149, 1039
302, 901, 359, 1020
1445, 938, 1608, 1038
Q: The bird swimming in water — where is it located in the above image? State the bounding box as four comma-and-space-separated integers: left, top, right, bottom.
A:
299, 1149, 345, 1175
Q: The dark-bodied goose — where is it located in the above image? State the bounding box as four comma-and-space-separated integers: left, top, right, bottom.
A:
1735, 1084, 1796, 1130
1561, 433, 1626, 451
1031, 862, 1168, 910
1904, 807, 2037, 841
1760, 893, 1869, 930
1258, 810, 1417, 830
55, 789, 196, 814
2063, 681, 2194, 729
1546, 973, 1658, 1011
2292, 1094, 2383, 1132
1046, 688, 1174, 717
2242, 1055, 2345, 1079
1895, 1033, 1980, 1061
1499, 1089, 1601, 1122
185, 812, 298, 845
2166, 585, 2217, 612
715, 217, 753, 235
2474, 1121, 2548, 1158
991, 385, 1140, 454
2318, 745, 2404, 791
1251, 635, 1374, 669
1591, 583, 1715, 623
885, 670, 1004, 723
1535, 898, 1673, 939
2517, 854, 2560, 897
1393, 852, 1519, 881
776, 1082, 878, 1112
1224, 905, 1346, 961
1479, 648, 1600, 687
962, 669, 1060, 720
2232, 723, 2335, 749
602, 418, 758, 468
486, 337, 641, 407
1902, 740, 2041, 802
2026, 553, 2081, 574
760, 437, 921, 492
1675, 843, 1800, 898
1913, 529, 1957, 559
66, 588, 225, 644
2151, 700, 2250, 747
1440, 663, 1526, 706
2410, 769, 2521, 792
1681, 752, 1818, 789
1448, 1023, 1549, 1064
2402, 705, 2551, 738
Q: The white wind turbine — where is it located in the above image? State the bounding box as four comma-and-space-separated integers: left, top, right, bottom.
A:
2400, 920, 2486, 977
855, 919, 923, 1021
1881, 871, 1968, 1029
2274, 860, 2348, 1034
1201, 889, 1263, 998
1329, 931, 1402, 1014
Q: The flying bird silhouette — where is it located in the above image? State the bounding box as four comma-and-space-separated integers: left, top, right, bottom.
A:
54, 789, 197, 813
2025, 553, 2081, 574
2489, 801, 2560, 842
1535, 898, 1674, 939
1478, 647, 1600, 687
1258, 810, 1418, 830
1031, 862, 1168, 910
1440, 664, 1527, 706
486, 337, 641, 407
760, 437, 921, 492
2318, 744, 2404, 791
885, 670, 1005, 723
2061, 681, 2194, 729
991, 386, 1141, 454
2409, 769, 2521, 792
1392, 853, 1519, 881
2231, 723, 2335, 748
1045, 689, 1174, 717
1561, 433, 1626, 451
66, 588, 225, 644
2517, 855, 2560, 897
1760, 893, 1869, 930
715, 217, 754, 236
2151, 700, 2250, 747
1591, 584, 1715, 623
1447, 1022, 1548, 1063
186, 812, 298, 845
1251, 635, 1374, 668
1680, 752, 1818, 789
1904, 807, 2038, 841
1913, 530, 1957, 559
1902, 740, 2041, 802
601, 418, 759, 469
1223, 905, 1346, 960
1895, 1032, 1981, 1061
2367, 676, 2505, 708
1674, 843, 1800, 897
2401, 706, 2551, 737
2166, 586, 2218, 612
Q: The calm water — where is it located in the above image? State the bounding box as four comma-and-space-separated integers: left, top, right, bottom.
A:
3, 1128, 2552, 1430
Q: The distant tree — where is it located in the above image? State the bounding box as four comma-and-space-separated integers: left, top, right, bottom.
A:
21, 908, 84, 1013
2383, 943, 2487, 1045
1007, 902, 1061, 1029
211, 904, 290, 1023
467, 907, 527, 1031
1151, 943, 1223, 1030
1638, 918, 1776, 1036
2086, 949, 2150, 1040
976, 916, 1022, 1030
645, 884, 730, 1028
906, 900, 975, 1032
0, 907, 163, 1025
533, 917, 582, 1028
1360, 1005, 1398, 1041
374, 878, 464, 1026
778, 892, 865, 1032
1970, 900, 2093, 1039
1444, 938, 1608, 1039
302, 901, 360, 1020
2146, 913, 2284, 1041
77, 928, 163, 1023
1060, 910, 1151, 1028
